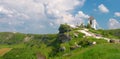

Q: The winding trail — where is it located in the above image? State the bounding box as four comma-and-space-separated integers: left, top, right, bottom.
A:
78, 29, 110, 42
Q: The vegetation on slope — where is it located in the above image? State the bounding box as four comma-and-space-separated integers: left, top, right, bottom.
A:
0, 24, 120, 59
89, 29, 120, 39
68, 43, 120, 59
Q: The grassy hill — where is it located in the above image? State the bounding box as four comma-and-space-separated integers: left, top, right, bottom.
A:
61, 43, 120, 59
0, 32, 57, 59
0, 28, 120, 59
89, 29, 120, 39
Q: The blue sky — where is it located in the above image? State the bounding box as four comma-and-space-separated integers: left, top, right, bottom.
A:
80, 0, 120, 29
0, 0, 120, 34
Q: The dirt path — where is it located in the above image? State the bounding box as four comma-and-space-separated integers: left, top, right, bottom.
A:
36, 53, 46, 59
0, 48, 12, 56
78, 29, 110, 42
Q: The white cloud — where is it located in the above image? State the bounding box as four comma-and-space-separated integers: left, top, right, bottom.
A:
0, 6, 14, 18
54, 11, 89, 27
0, 6, 13, 14
0, 0, 86, 33
114, 12, 120, 17
98, 4, 109, 13
0, 5, 30, 19
75, 11, 89, 19
74, 11, 89, 25
108, 18, 120, 29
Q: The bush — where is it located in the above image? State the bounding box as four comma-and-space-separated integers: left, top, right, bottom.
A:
78, 39, 92, 47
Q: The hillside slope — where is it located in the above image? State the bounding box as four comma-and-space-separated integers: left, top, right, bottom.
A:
0, 28, 120, 59
63, 43, 120, 59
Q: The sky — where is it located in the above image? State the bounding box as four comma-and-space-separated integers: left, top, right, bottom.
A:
0, 0, 120, 34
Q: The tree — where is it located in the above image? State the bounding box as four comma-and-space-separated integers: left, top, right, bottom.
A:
58, 24, 72, 33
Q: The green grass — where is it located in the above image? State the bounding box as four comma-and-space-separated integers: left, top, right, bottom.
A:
0, 29, 120, 59
52, 43, 120, 59
2, 48, 36, 59
65, 43, 120, 59
89, 29, 120, 39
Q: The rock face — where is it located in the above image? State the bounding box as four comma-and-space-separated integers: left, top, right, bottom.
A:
58, 33, 71, 43
59, 46, 66, 51
70, 42, 81, 50
92, 41, 96, 45
109, 39, 120, 43
74, 33, 78, 38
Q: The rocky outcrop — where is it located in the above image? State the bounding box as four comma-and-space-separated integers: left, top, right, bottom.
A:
58, 33, 72, 43
109, 39, 120, 43
59, 46, 66, 51
70, 42, 81, 50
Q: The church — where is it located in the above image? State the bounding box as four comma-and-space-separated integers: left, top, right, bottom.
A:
88, 16, 99, 30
